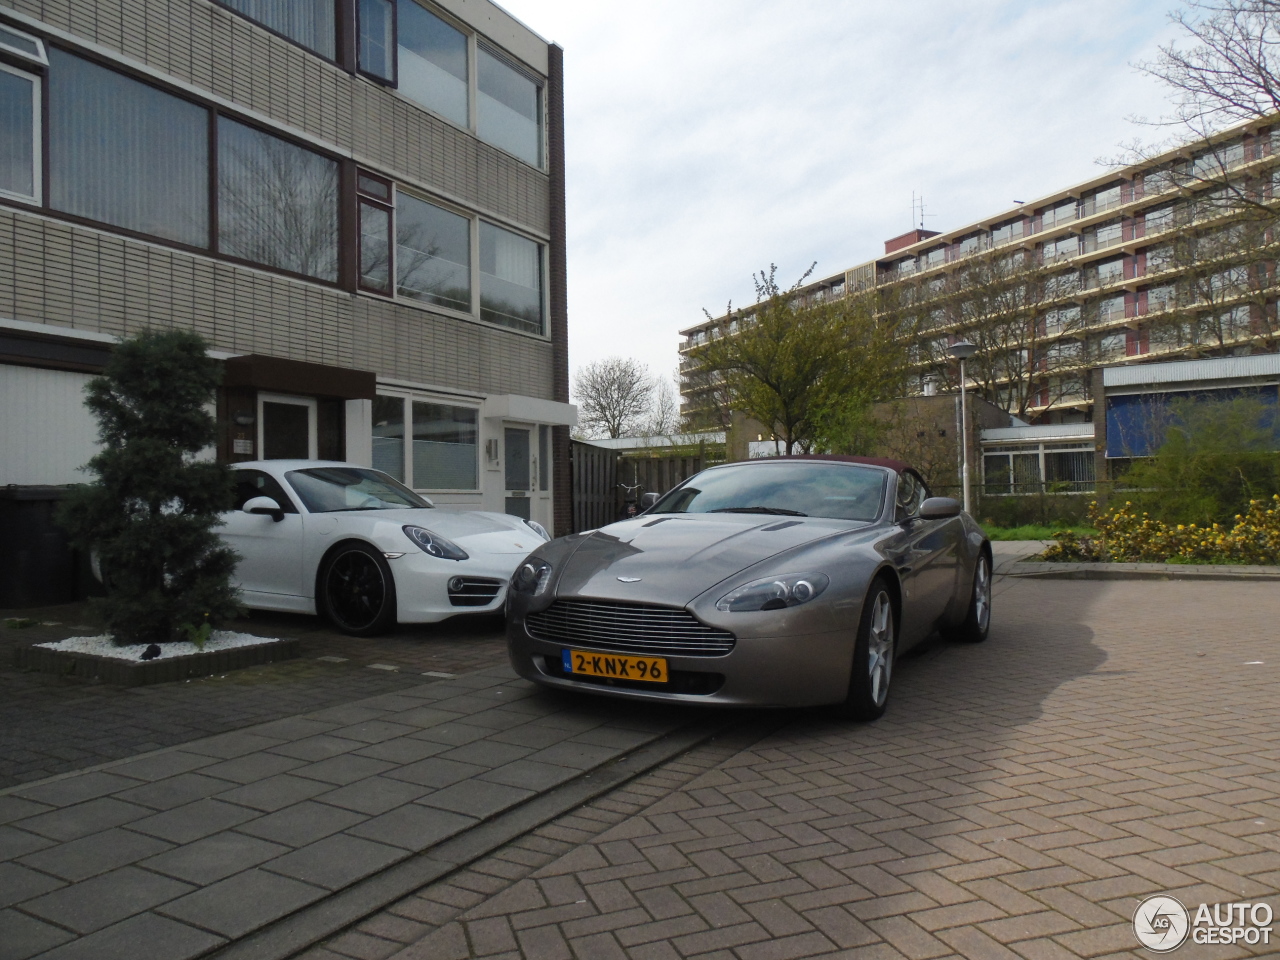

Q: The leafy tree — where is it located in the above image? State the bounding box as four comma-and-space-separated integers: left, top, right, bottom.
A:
58, 330, 240, 645
696, 267, 911, 455
1116, 394, 1280, 524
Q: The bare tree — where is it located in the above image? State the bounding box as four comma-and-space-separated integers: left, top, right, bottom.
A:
641, 373, 682, 437
1140, 0, 1280, 133
573, 357, 654, 439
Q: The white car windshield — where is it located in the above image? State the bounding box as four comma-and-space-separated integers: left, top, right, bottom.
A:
286, 467, 430, 513
652, 461, 886, 522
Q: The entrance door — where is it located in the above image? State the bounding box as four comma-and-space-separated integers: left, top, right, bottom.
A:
504, 426, 531, 519
259, 394, 317, 460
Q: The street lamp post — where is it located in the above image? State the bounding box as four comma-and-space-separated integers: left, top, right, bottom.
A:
947, 340, 978, 515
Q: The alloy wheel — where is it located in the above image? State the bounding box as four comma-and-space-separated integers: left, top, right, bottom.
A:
327, 549, 386, 631
867, 590, 894, 706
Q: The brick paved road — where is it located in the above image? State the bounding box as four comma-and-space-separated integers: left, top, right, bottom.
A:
302, 577, 1280, 960
0, 605, 509, 789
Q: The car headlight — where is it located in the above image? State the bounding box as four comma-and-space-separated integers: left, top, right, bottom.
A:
716, 572, 830, 612
402, 525, 469, 561
511, 557, 553, 596
524, 519, 551, 541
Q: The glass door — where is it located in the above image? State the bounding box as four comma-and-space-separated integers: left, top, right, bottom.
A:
258, 393, 317, 460
504, 426, 531, 519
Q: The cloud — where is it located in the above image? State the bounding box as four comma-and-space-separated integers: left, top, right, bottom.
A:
497, 0, 1182, 388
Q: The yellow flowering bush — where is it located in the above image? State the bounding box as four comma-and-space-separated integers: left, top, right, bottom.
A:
1042, 494, 1280, 565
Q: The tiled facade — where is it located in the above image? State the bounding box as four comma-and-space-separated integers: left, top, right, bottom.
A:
0, 0, 573, 532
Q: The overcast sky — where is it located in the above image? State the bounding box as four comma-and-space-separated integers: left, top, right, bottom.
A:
497, 0, 1185, 396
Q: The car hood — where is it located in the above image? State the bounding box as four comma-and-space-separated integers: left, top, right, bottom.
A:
556, 513, 864, 605
334, 508, 544, 555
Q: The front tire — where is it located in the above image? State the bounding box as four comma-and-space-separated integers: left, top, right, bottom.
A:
319, 543, 397, 637
944, 552, 991, 644
837, 577, 895, 721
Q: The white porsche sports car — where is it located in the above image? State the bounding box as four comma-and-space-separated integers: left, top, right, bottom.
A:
219, 460, 549, 636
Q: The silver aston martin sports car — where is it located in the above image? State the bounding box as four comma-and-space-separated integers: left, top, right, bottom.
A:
506, 456, 991, 719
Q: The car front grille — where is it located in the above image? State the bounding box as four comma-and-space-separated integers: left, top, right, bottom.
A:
448, 577, 503, 607
525, 600, 736, 657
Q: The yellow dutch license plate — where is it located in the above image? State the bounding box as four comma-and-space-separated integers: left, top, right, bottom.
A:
561, 649, 668, 683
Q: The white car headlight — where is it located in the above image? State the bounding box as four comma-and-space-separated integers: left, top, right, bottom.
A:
524, 519, 551, 541
716, 572, 830, 612
511, 558, 553, 596
403, 525, 469, 561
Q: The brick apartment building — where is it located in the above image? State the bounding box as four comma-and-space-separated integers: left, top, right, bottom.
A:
0, 0, 574, 559
680, 118, 1280, 441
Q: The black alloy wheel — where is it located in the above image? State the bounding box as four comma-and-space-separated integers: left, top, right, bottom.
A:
321, 543, 397, 637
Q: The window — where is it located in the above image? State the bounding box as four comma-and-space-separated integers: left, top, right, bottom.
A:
1147, 284, 1175, 311
1042, 234, 1078, 260
397, 0, 468, 127
0, 62, 39, 203
1043, 200, 1077, 226
480, 222, 543, 333
219, 0, 336, 59
49, 50, 209, 246
359, 0, 395, 82
232, 469, 298, 513
1095, 256, 1125, 284
477, 46, 542, 167
217, 118, 339, 280
894, 472, 927, 519
1098, 331, 1126, 359
1098, 295, 1126, 321
372, 395, 406, 481
1144, 204, 1175, 232
358, 172, 393, 292
396, 191, 471, 311
0, 24, 47, 63
413, 401, 478, 489
992, 220, 1023, 245
1088, 218, 1123, 249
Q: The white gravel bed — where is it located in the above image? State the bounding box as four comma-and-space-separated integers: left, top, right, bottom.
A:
36, 631, 282, 661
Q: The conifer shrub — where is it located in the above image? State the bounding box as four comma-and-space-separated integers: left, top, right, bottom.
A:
58, 329, 240, 644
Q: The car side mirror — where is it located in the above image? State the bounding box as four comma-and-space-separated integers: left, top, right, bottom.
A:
640, 492, 659, 509
919, 497, 962, 520
243, 495, 284, 522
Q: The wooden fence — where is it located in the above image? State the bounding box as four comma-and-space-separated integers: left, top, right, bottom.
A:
570, 442, 708, 532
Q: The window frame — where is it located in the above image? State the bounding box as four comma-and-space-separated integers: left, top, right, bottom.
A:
478, 217, 547, 335
373, 390, 481, 493
1, 41, 352, 290
357, 169, 395, 295
475, 40, 545, 169
210, 0, 342, 65
394, 184, 476, 317
0, 58, 41, 206
357, 0, 398, 84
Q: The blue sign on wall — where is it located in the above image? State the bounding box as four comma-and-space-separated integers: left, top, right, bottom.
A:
1105, 386, 1280, 458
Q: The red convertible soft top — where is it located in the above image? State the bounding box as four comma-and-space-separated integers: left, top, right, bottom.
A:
771, 454, 911, 474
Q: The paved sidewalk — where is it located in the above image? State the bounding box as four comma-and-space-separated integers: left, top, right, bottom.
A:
310, 577, 1280, 960
0, 607, 508, 789
0, 668, 711, 960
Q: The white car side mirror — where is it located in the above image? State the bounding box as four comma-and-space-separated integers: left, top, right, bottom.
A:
243, 495, 284, 522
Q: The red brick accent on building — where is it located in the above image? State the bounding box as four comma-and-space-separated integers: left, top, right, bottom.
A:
884, 229, 940, 255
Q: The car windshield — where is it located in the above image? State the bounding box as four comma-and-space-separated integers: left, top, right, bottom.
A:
651, 461, 887, 522
286, 467, 430, 513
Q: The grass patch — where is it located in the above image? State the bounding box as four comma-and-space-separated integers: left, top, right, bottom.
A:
981, 524, 1098, 541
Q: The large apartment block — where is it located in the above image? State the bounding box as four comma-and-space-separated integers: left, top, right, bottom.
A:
681, 119, 1280, 436
0, 0, 573, 546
